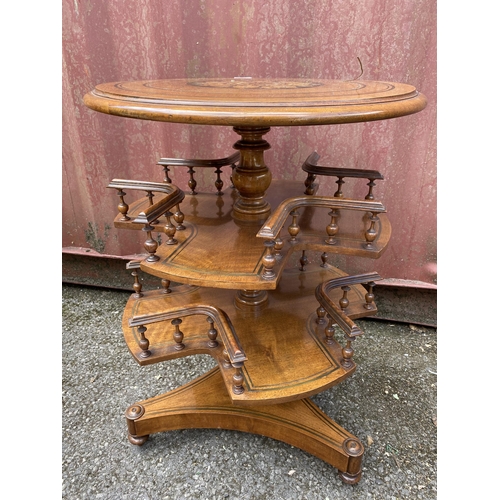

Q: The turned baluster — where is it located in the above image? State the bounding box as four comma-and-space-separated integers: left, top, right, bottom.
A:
131, 268, 143, 298
222, 349, 232, 369
207, 317, 218, 348
146, 191, 160, 225
364, 281, 376, 310
115, 188, 130, 221
126, 261, 143, 298
304, 173, 316, 195
320, 252, 328, 267
171, 318, 185, 350
299, 250, 308, 271
214, 166, 224, 195
161, 164, 172, 184
232, 363, 245, 394
325, 209, 339, 245
316, 305, 327, 324
143, 224, 159, 262
173, 204, 185, 231
324, 315, 335, 344
334, 177, 345, 198
364, 212, 379, 248
339, 286, 351, 312
137, 325, 151, 358
273, 233, 283, 260
261, 240, 276, 280
164, 211, 178, 245
187, 167, 197, 194
365, 179, 377, 200
341, 334, 355, 368
161, 278, 171, 294
288, 209, 300, 242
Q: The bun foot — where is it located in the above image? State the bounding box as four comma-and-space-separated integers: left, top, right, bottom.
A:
338, 470, 362, 485
128, 433, 149, 446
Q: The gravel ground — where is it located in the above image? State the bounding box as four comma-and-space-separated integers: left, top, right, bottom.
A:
62, 284, 437, 499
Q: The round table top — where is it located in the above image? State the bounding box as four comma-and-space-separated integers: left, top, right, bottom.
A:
84, 78, 427, 127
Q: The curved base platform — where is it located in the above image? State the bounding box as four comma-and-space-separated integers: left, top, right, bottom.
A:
125, 367, 364, 484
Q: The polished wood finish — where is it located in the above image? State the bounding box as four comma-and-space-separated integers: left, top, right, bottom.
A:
121, 263, 377, 405
83, 78, 427, 127
157, 152, 239, 195
110, 181, 391, 289
302, 151, 384, 199
83, 77, 427, 484
125, 368, 365, 485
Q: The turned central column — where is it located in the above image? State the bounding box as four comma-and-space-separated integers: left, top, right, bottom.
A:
231, 126, 272, 222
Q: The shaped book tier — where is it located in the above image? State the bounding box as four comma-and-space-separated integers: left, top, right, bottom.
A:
109, 160, 390, 406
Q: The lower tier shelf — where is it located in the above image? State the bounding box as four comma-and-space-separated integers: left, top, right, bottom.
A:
122, 262, 377, 405
125, 367, 364, 484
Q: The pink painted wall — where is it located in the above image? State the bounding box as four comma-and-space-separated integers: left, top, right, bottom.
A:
62, 0, 437, 286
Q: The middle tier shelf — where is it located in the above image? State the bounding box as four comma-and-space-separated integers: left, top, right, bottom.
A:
122, 263, 377, 406
114, 180, 391, 290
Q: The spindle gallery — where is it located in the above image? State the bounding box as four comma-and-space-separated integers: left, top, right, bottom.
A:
83, 77, 426, 484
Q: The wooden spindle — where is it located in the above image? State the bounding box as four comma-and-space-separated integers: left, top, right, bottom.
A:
334, 177, 345, 198
262, 240, 276, 280
288, 209, 300, 242
222, 349, 232, 369
207, 317, 218, 348
187, 167, 197, 194
171, 318, 185, 351
143, 224, 159, 262
162, 165, 172, 184
146, 191, 160, 225
137, 325, 151, 358
304, 173, 316, 195
164, 211, 178, 245
232, 363, 245, 394
320, 252, 328, 267
365, 179, 376, 200
316, 305, 327, 324
341, 335, 355, 368
339, 286, 350, 311
116, 189, 130, 221
325, 209, 339, 245
173, 204, 185, 230
324, 315, 335, 344
214, 166, 223, 195
273, 234, 283, 260
161, 278, 171, 294
364, 212, 379, 248
364, 281, 376, 310
131, 268, 143, 298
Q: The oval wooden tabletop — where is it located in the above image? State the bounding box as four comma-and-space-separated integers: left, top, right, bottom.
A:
84, 78, 427, 126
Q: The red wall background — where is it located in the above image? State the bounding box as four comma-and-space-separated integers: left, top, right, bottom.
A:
62, 0, 437, 287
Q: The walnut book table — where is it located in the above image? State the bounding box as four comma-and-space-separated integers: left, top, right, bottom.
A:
83, 78, 426, 484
